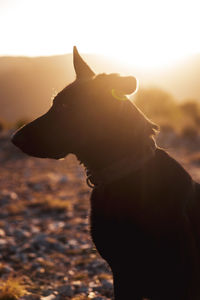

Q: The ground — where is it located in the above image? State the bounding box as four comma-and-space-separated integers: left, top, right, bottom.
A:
0, 130, 200, 300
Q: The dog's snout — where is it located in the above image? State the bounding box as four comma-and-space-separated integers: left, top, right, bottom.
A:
11, 130, 26, 148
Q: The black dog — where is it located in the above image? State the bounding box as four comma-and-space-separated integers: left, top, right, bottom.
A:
12, 47, 200, 300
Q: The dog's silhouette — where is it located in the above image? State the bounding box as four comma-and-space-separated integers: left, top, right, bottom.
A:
12, 47, 200, 300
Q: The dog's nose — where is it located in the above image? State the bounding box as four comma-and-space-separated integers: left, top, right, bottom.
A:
11, 131, 26, 148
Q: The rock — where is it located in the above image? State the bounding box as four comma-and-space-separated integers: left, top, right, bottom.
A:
27, 181, 51, 192
47, 221, 65, 231
31, 262, 42, 271
57, 285, 74, 297
58, 175, 68, 184
14, 229, 31, 239
0, 239, 7, 247
0, 264, 13, 274
36, 267, 45, 274
101, 279, 113, 291
42, 290, 54, 297
47, 173, 68, 184
93, 279, 113, 298
32, 233, 47, 244
20, 295, 40, 300
75, 284, 89, 294
88, 291, 98, 299
87, 259, 109, 275
31, 234, 67, 253
41, 294, 57, 300
68, 239, 78, 247
27, 252, 37, 259
0, 189, 18, 204
0, 229, 5, 237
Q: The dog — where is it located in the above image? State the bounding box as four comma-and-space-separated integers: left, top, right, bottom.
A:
12, 47, 200, 300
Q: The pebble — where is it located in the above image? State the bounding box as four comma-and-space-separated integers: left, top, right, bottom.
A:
41, 295, 56, 300
0, 229, 5, 237
57, 285, 74, 297
0, 189, 18, 204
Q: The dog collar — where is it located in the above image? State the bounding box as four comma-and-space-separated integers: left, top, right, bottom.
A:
86, 144, 156, 188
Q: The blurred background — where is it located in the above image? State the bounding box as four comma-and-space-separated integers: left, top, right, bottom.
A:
0, 0, 200, 127
0, 1, 200, 299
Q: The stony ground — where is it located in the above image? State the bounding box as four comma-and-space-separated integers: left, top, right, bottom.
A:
0, 130, 200, 300
0, 131, 112, 300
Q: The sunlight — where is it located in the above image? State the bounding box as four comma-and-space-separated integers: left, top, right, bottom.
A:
0, 0, 199, 70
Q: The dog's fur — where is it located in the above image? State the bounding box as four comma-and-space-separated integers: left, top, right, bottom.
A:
12, 47, 200, 300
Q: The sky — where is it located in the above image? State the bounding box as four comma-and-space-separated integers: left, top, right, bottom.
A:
0, 0, 200, 69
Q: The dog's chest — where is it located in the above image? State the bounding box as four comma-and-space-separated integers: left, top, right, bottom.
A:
89, 181, 187, 242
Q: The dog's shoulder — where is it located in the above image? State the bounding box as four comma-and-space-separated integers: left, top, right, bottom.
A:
153, 148, 193, 186
90, 148, 195, 224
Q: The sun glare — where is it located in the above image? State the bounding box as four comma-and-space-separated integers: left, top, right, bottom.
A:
0, 0, 199, 70
105, 48, 191, 70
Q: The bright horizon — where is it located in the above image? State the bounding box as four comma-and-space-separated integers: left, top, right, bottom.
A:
1, 0, 200, 69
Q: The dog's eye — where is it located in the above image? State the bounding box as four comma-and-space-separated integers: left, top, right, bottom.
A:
111, 89, 127, 101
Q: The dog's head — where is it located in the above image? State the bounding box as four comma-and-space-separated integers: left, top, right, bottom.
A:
12, 47, 158, 162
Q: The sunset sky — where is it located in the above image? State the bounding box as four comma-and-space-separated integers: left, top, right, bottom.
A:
0, 0, 200, 69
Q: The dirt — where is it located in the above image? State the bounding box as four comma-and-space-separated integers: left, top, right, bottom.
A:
0, 130, 199, 300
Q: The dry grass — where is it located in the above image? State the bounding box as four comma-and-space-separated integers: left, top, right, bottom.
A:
30, 195, 72, 212
71, 295, 90, 300
0, 276, 28, 300
4, 202, 26, 215
97, 273, 112, 281
44, 196, 72, 211
72, 272, 89, 281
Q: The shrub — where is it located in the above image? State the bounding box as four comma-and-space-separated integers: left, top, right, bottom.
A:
132, 87, 200, 134
179, 100, 200, 127
133, 87, 177, 119
0, 276, 28, 300
181, 125, 199, 139
160, 124, 175, 134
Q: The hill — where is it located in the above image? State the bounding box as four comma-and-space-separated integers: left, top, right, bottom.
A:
0, 53, 200, 123
145, 54, 200, 101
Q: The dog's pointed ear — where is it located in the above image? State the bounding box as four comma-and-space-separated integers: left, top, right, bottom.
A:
73, 46, 95, 79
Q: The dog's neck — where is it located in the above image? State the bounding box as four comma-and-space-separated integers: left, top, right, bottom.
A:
76, 135, 157, 187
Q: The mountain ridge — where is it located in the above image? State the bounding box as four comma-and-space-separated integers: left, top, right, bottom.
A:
0, 53, 199, 122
